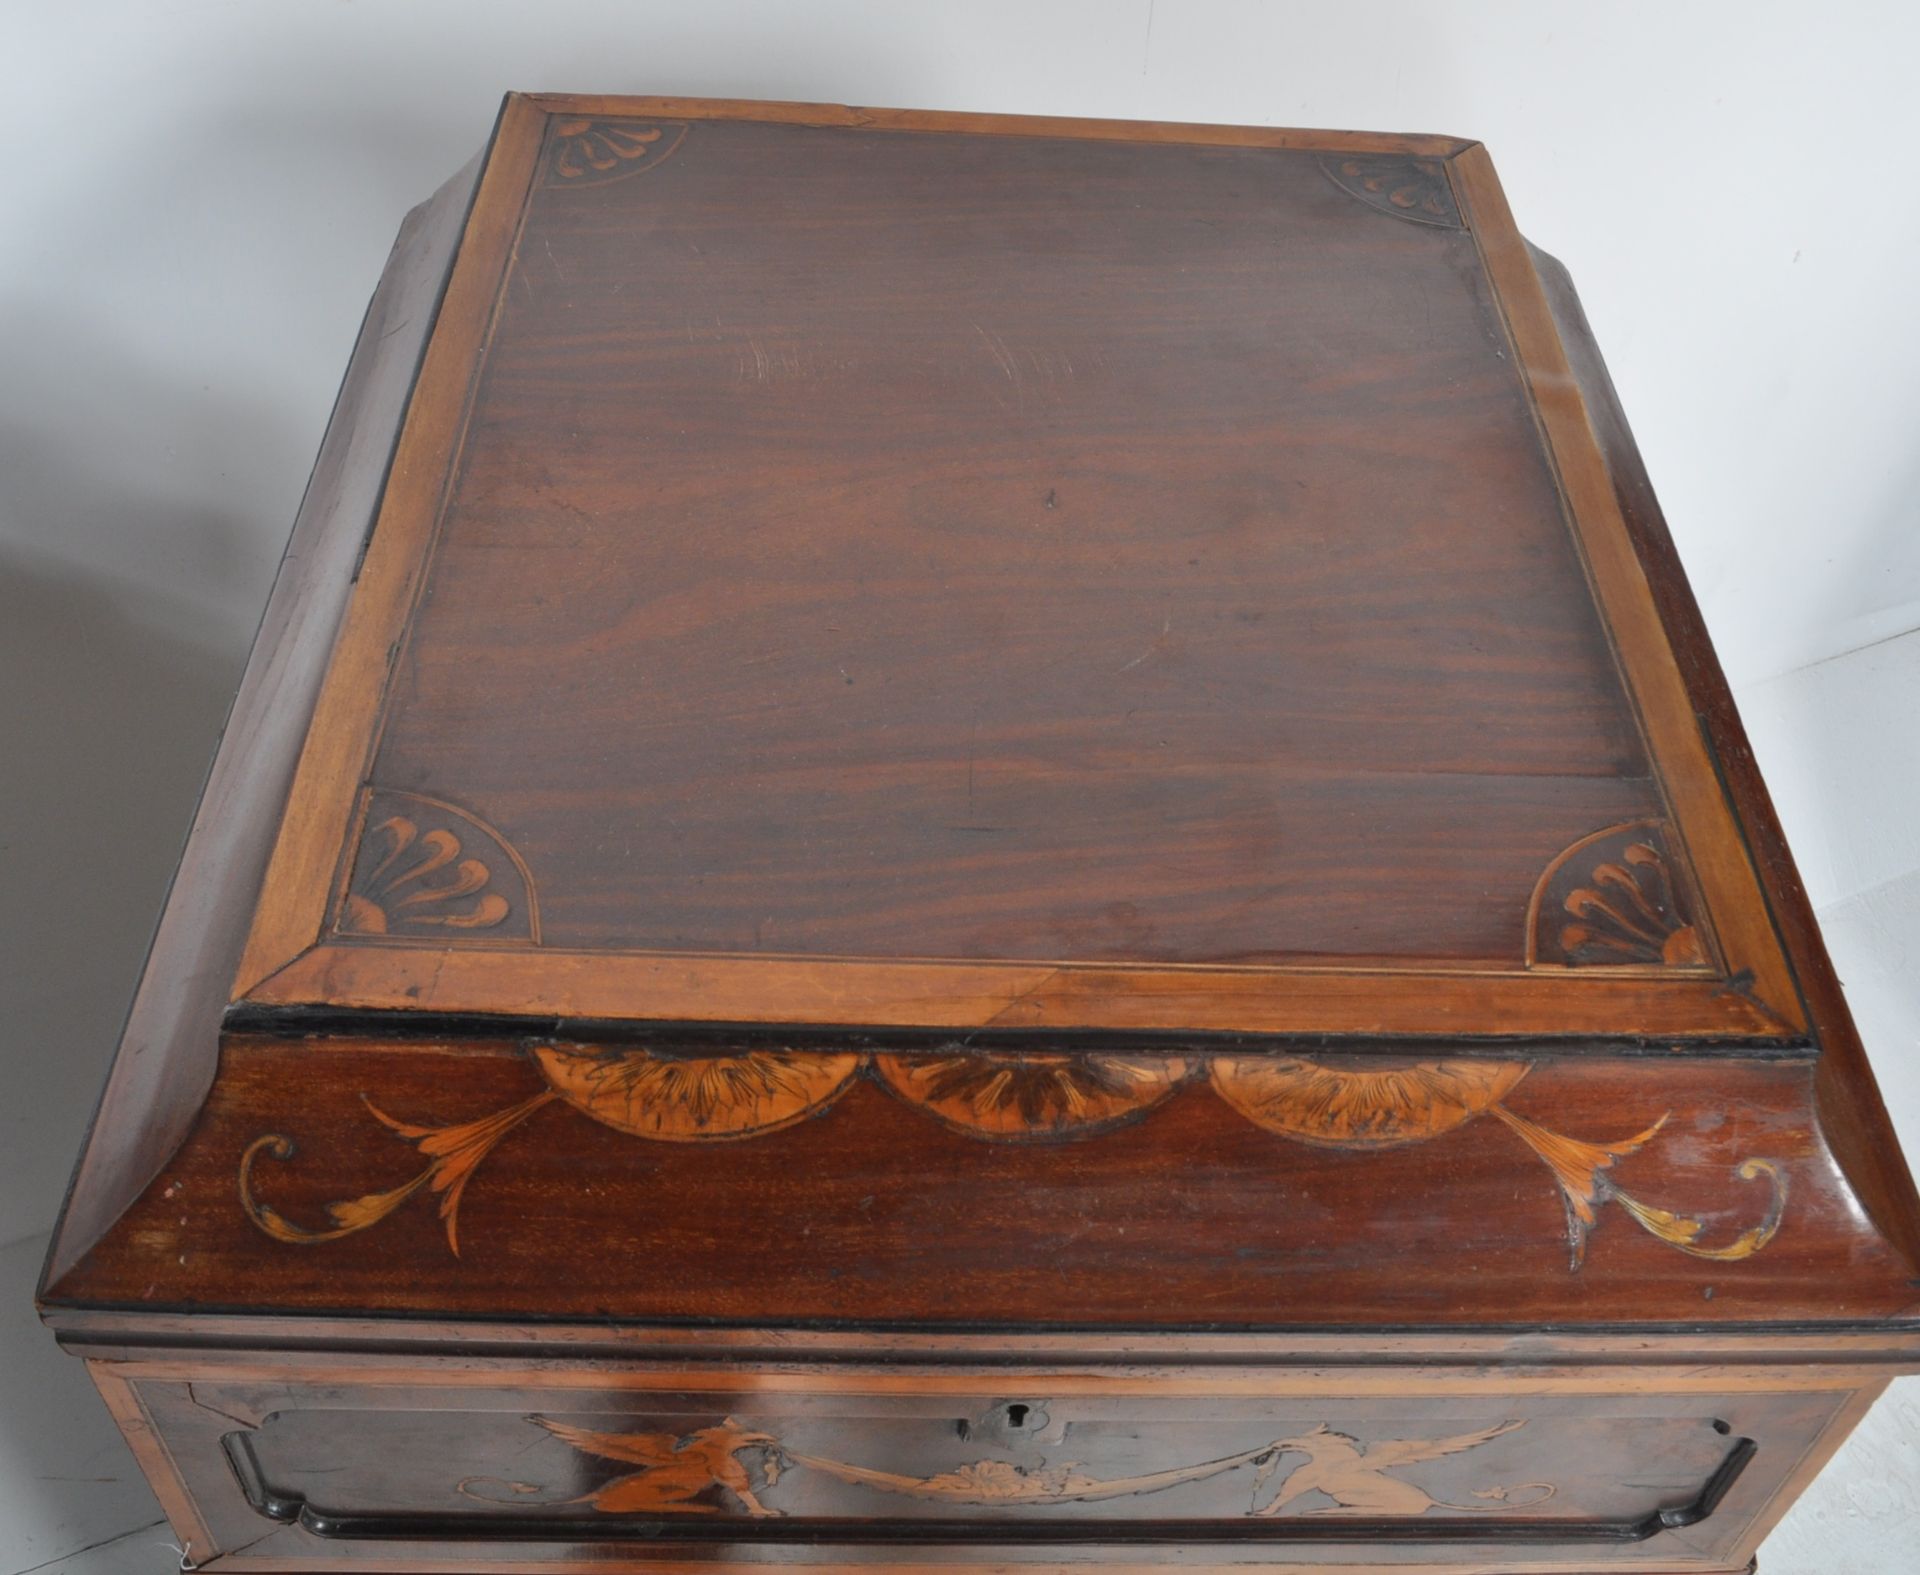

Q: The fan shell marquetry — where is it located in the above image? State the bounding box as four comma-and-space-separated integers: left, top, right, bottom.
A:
1210, 1057, 1530, 1147
1527, 819, 1708, 970
1318, 153, 1462, 228
334, 788, 538, 944
546, 119, 688, 185
874, 1051, 1189, 1140
532, 1044, 861, 1141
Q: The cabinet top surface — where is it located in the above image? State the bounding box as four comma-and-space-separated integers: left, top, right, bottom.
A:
51, 98, 1920, 1337
233, 96, 1803, 1043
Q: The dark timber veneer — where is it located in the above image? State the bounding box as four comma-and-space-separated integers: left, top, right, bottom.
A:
40, 95, 1920, 1574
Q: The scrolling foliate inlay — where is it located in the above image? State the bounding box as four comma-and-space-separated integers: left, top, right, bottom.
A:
237, 1046, 1786, 1269
332, 789, 539, 944
458, 1413, 1551, 1518
546, 119, 689, 186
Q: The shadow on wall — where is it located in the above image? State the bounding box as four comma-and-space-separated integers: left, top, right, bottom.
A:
0, 550, 240, 1247
0, 93, 466, 1258
0, 302, 319, 1257
0, 546, 233, 1569
0, 93, 491, 1570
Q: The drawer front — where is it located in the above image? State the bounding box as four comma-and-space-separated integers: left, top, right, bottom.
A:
98, 1358, 1873, 1570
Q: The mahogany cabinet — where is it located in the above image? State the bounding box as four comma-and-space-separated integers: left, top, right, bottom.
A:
40, 95, 1920, 1573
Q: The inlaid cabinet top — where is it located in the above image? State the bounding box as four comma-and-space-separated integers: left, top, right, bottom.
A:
231, 96, 1802, 1042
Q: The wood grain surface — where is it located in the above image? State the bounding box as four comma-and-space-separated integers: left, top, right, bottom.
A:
228, 96, 1803, 1039
87, 1355, 1869, 1570
39, 95, 1920, 1575
48, 1035, 1916, 1328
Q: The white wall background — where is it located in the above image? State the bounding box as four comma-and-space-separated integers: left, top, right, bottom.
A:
3, 2, 1916, 1570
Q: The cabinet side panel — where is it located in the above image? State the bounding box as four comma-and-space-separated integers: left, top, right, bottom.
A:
39, 144, 487, 1292
1528, 241, 1920, 1282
